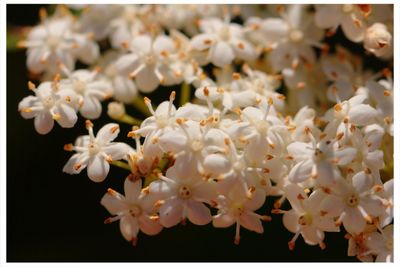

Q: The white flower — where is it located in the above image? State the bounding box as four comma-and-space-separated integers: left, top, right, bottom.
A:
364, 23, 392, 58
63, 121, 132, 182
59, 67, 113, 119
366, 224, 393, 262
18, 80, 79, 134
378, 179, 393, 228
115, 34, 182, 93
286, 130, 356, 186
190, 17, 257, 67
213, 184, 269, 244
101, 177, 163, 245
282, 184, 339, 250
20, 9, 99, 75
314, 4, 368, 42
150, 163, 217, 227
265, 5, 324, 72
320, 171, 385, 234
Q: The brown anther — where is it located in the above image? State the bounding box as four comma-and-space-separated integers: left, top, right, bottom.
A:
176, 118, 183, 124
267, 97, 273, 105
357, 4, 372, 17
39, 7, 48, 20
383, 90, 391, 97
344, 233, 352, 240
364, 214, 373, 224
285, 155, 294, 160
287, 125, 296, 132
261, 215, 272, 222
381, 68, 391, 77
143, 97, 151, 105
277, 94, 286, 100
151, 137, 159, 144
63, 143, 73, 151
139, 186, 149, 194
353, 18, 362, 28
210, 200, 218, 208
373, 185, 383, 192
85, 120, 93, 129
322, 187, 331, 194
232, 73, 241, 80
121, 41, 129, 49
224, 138, 230, 146
203, 86, 209, 96
27, 81, 36, 90
296, 82, 305, 89
248, 186, 256, 193
288, 241, 295, 251
297, 194, 305, 200
336, 132, 344, 140
266, 154, 274, 160
350, 124, 356, 133
131, 237, 137, 246
154, 200, 165, 208
127, 131, 136, 138
260, 179, 267, 186
268, 142, 275, 149
347, 167, 354, 174
320, 210, 328, 216
104, 217, 113, 224
110, 125, 119, 134
334, 103, 342, 112
384, 116, 392, 125
331, 71, 338, 79
203, 39, 212, 45
319, 242, 326, 250
160, 50, 169, 58
237, 42, 245, 50
304, 126, 311, 134
364, 168, 372, 174
52, 113, 61, 120
334, 219, 342, 227
107, 188, 118, 196
320, 133, 327, 140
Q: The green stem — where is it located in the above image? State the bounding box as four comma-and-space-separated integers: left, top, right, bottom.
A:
131, 95, 151, 116
110, 160, 131, 171
180, 83, 191, 106
117, 114, 142, 125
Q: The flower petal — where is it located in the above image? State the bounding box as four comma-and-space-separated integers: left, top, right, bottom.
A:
87, 155, 110, 182
138, 215, 163, 236
342, 208, 366, 234
159, 198, 183, 228
211, 41, 234, 67
239, 212, 263, 233
213, 213, 235, 228
34, 111, 54, 135
120, 215, 139, 241
186, 200, 212, 225
288, 159, 313, 183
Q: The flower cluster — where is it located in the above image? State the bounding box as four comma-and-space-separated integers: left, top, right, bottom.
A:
17, 4, 393, 262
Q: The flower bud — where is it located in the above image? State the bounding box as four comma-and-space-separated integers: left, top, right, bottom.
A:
107, 102, 126, 120
364, 23, 392, 58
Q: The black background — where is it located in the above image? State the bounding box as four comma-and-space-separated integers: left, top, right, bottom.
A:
7, 4, 385, 262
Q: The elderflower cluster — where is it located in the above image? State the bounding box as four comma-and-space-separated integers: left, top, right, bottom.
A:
17, 4, 393, 262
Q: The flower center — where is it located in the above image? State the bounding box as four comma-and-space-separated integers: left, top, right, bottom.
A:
47, 35, 60, 49
43, 96, 56, 109
289, 29, 304, 43
178, 185, 192, 199
298, 213, 313, 226
256, 120, 269, 134
233, 161, 245, 172
342, 4, 354, 13
230, 202, 244, 217
345, 193, 359, 207
73, 80, 87, 95
88, 142, 101, 155
313, 148, 325, 161
156, 115, 169, 128
129, 204, 142, 217
191, 139, 203, 152
145, 54, 156, 66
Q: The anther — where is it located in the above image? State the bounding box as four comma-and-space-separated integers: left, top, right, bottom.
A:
27, 81, 36, 90
63, 143, 73, 151
85, 120, 93, 129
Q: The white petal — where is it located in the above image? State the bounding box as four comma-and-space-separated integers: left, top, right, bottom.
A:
87, 155, 110, 182
120, 215, 139, 241
284, 183, 307, 213
34, 111, 54, 134
135, 66, 160, 93
112, 76, 137, 103
186, 200, 212, 225
244, 189, 266, 211
320, 195, 344, 217
18, 96, 39, 119
211, 41, 234, 67
193, 180, 217, 202
315, 161, 337, 186
115, 53, 139, 74
80, 96, 102, 119
62, 153, 87, 175
159, 198, 183, 228
343, 209, 366, 234
364, 150, 384, 170
302, 226, 324, 245
138, 215, 163, 236
282, 209, 300, 233
124, 178, 142, 203
54, 103, 78, 128
341, 14, 365, 43
361, 197, 384, 217
96, 123, 120, 144
131, 35, 152, 54
190, 33, 215, 51
352, 171, 372, 194
349, 104, 377, 126
213, 213, 235, 228
100, 191, 127, 215
239, 212, 263, 233
287, 142, 313, 161
335, 147, 357, 165
288, 159, 313, 183
103, 143, 132, 160
314, 5, 341, 28
203, 154, 231, 175
230, 39, 257, 61
153, 35, 175, 55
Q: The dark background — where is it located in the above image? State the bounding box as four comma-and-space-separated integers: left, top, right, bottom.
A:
7, 4, 388, 262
